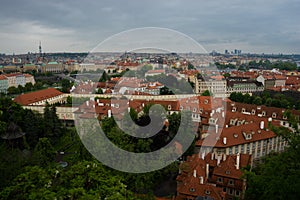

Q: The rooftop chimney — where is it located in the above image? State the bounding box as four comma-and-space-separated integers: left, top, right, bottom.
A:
211, 152, 214, 160
108, 110, 112, 118
222, 112, 225, 118
200, 176, 204, 184
206, 163, 209, 180
260, 121, 264, 129
236, 153, 240, 170
223, 137, 227, 145
201, 151, 205, 160
217, 155, 221, 166
223, 154, 227, 161
215, 125, 219, 134
193, 170, 197, 178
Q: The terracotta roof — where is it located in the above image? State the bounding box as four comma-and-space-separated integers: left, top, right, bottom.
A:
0, 75, 8, 80
213, 154, 251, 179
4, 73, 23, 77
196, 119, 279, 148
176, 153, 250, 200
176, 178, 225, 200
23, 74, 33, 78
13, 88, 63, 106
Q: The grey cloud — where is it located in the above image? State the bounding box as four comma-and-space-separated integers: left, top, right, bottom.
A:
0, 0, 299, 54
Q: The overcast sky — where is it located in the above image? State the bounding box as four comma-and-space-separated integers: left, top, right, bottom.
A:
0, 0, 299, 54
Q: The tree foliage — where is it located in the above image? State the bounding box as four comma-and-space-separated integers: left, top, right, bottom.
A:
245, 114, 300, 200
229, 91, 296, 109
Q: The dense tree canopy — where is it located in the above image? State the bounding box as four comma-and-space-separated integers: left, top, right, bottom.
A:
229, 91, 300, 109
0, 97, 179, 199
245, 115, 300, 199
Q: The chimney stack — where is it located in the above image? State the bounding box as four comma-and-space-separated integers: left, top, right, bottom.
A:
223, 154, 227, 161
217, 155, 221, 166
215, 124, 219, 134
108, 110, 112, 118
260, 121, 264, 129
236, 153, 240, 170
193, 170, 197, 178
223, 137, 227, 145
201, 151, 205, 160
200, 176, 204, 184
206, 164, 209, 180
211, 152, 214, 160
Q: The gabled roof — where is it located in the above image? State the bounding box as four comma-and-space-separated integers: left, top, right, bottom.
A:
213, 154, 251, 179
13, 88, 63, 106
0, 75, 8, 80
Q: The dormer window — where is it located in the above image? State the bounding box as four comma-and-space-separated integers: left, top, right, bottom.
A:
193, 108, 197, 112
232, 107, 236, 112
205, 190, 211, 195
262, 111, 266, 116
190, 188, 195, 192
179, 106, 183, 111
226, 171, 230, 175
168, 105, 172, 110
247, 134, 252, 140
283, 115, 287, 120
272, 112, 277, 118
242, 108, 246, 113
251, 109, 256, 115
204, 99, 209, 104
209, 118, 215, 124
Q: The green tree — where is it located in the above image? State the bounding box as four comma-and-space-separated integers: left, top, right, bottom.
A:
7, 86, 19, 95
245, 115, 300, 200
201, 90, 212, 96
32, 138, 56, 166
24, 82, 33, 92
61, 79, 72, 93
96, 88, 103, 94
253, 96, 262, 105
17, 85, 24, 94
99, 71, 110, 82
43, 104, 62, 141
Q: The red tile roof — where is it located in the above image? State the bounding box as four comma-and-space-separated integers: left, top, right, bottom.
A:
0, 75, 8, 80
13, 88, 63, 106
176, 153, 250, 200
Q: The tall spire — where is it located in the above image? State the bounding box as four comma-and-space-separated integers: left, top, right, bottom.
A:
39, 41, 42, 56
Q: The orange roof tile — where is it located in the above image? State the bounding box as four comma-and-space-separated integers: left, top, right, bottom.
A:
13, 88, 63, 106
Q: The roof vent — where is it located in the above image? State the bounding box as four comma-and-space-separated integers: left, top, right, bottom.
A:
223, 137, 227, 145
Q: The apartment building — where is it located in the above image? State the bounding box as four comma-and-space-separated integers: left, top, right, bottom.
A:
195, 75, 227, 98
196, 101, 299, 163
176, 153, 251, 200
226, 77, 264, 95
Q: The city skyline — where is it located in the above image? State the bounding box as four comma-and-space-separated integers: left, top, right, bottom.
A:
0, 0, 299, 54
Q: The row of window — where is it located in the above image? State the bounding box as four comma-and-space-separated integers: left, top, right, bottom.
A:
227, 138, 286, 157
